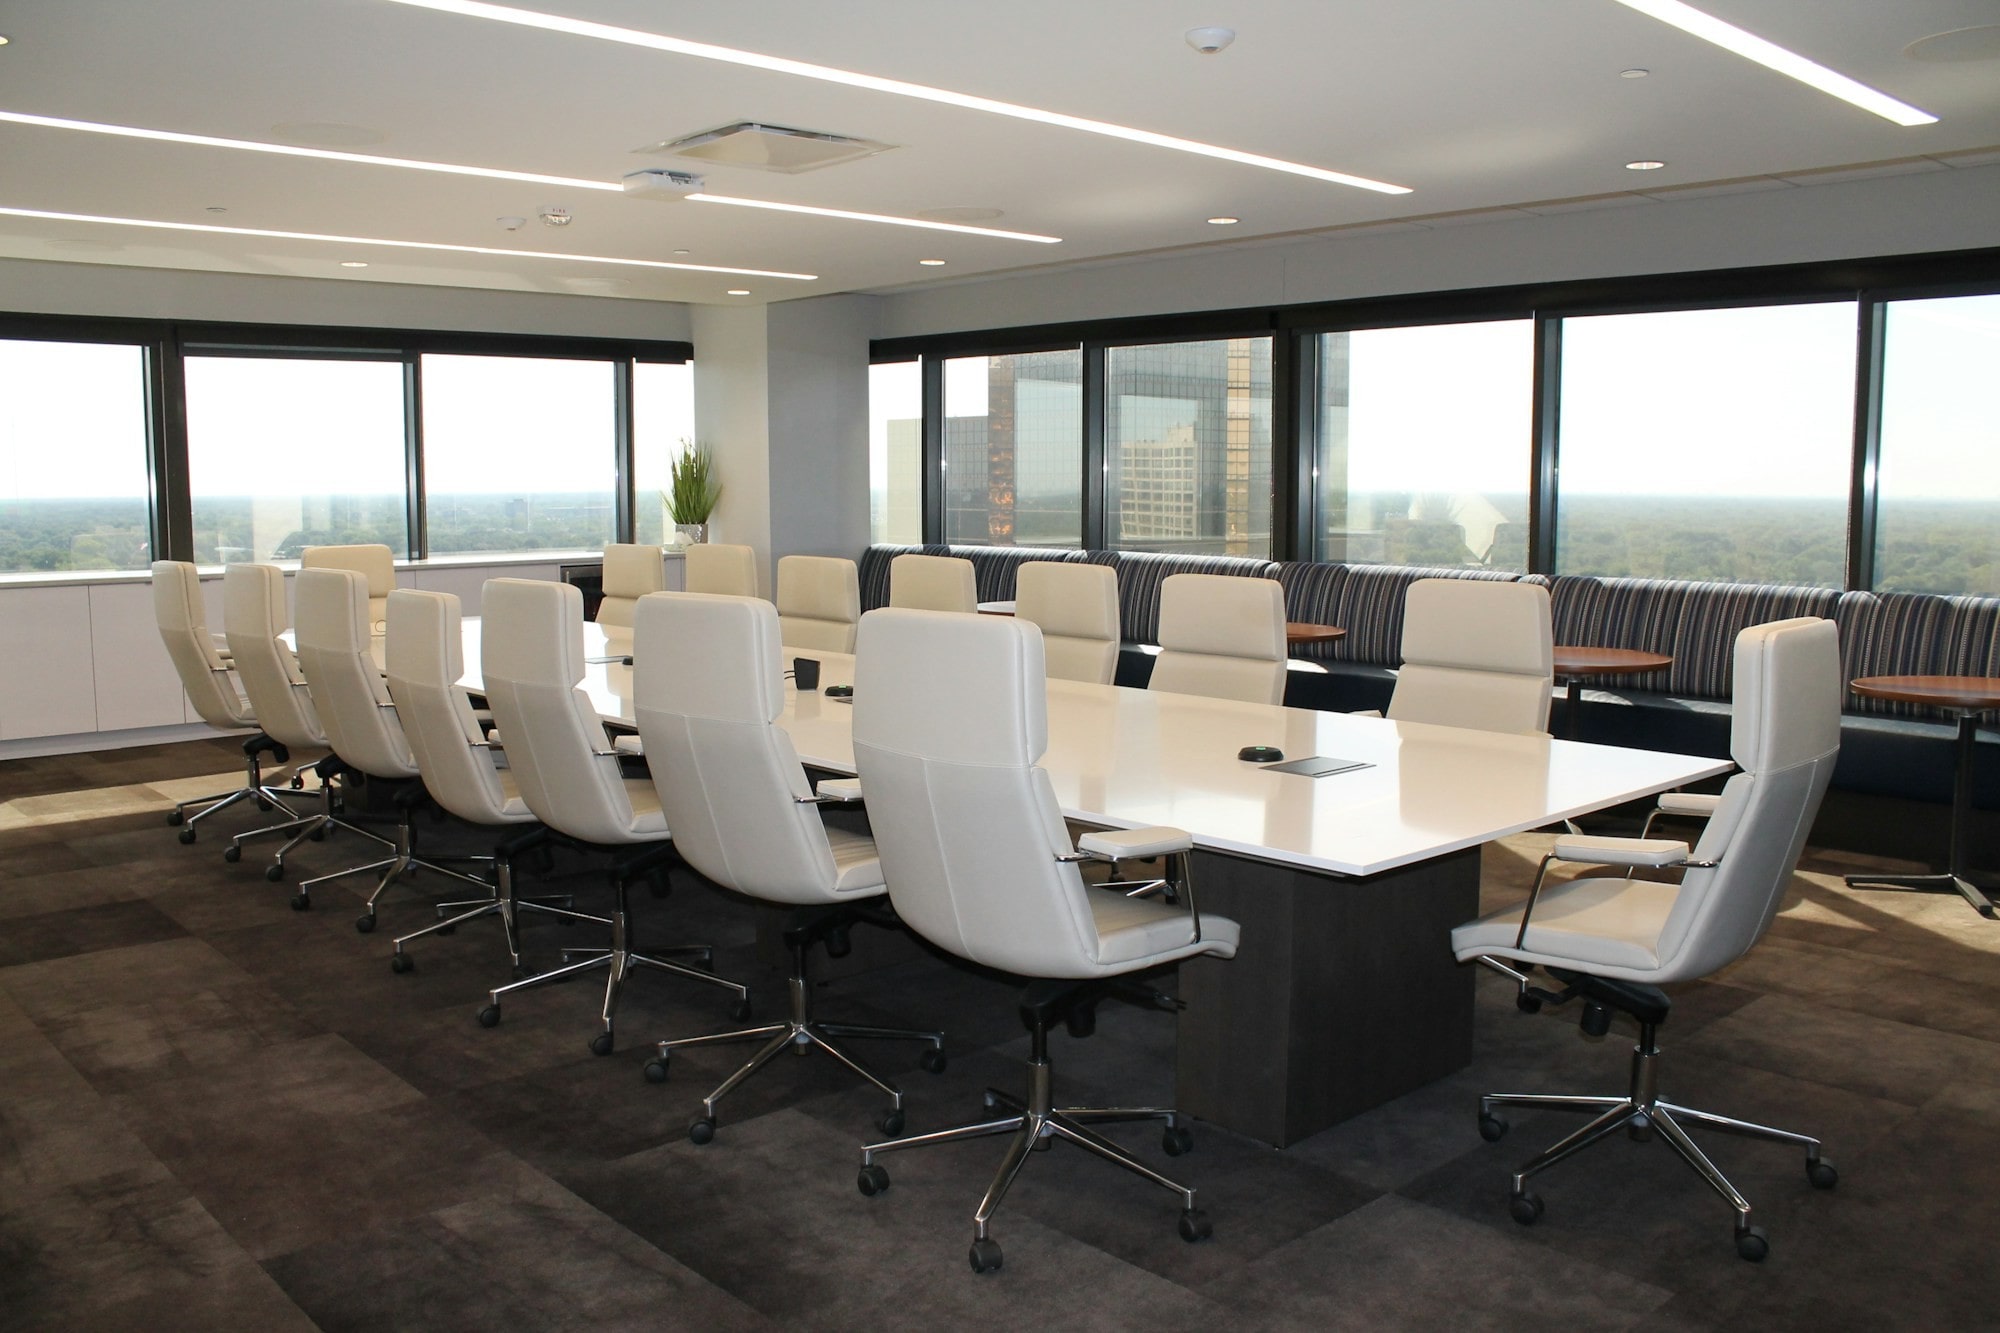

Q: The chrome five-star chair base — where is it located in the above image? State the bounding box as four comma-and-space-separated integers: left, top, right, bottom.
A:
1477, 965, 1837, 1263
390, 825, 597, 974
645, 907, 945, 1144
290, 782, 491, 927
169, 732, 305, 842
477, 842, 748, 1057
857, 979, 1208, 1275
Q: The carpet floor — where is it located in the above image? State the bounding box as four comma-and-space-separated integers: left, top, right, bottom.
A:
3, 737, 1998, 1330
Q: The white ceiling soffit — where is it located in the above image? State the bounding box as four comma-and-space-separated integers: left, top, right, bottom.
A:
0, 0, 1992, 306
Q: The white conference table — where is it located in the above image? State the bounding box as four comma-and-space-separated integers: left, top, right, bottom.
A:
465, 621, 1730, 1145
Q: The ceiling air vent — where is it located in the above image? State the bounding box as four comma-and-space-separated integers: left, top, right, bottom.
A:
634, 122, 895, 174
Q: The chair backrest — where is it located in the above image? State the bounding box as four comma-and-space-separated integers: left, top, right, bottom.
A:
480, 578, 647, 844
152, 560, 255, 729
597, 543, 666, 628
293, 568, 417, 779
684, 543, 759, 598
634, 593, 849, 903
301, 543, 395, 632
776, 555, 861, 653
889, 553, 977, 614
1653, 617, 1841, 982
1015, 561, 1119, 685
1387, 578, 1554, 735
1149, 573, 1287, 705
852, 608, 1107, 979
222, 563, 324, 748
384, 588, 516, 826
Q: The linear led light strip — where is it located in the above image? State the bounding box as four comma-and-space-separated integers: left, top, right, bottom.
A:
382, 0, 1413, 194
0, 110, 1060, 243
0, 206, 818, 280
1611, 0, 1937, 127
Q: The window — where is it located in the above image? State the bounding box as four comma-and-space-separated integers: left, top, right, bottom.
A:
1873, 293, 2000, 596
631, 360, 697, 546
0, 339, 153, 573
869, 360, 923, 545
1106, 337, 1272, 557
943, 349, 1082, 548
1315, 320, 1532, 570
185, 355, 408, 563
1555, 303, 1855, 588
421, 353, 616, 555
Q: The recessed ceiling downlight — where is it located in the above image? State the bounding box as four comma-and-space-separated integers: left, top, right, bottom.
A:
1207, 216, 1240, 225
1905, 26, 2000, 63
1625, 159, 1667, 170
919, 258, 946, 266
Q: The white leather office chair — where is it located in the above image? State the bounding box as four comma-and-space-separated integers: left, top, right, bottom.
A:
292, 568, 492, 921
596, 543, 666, 628
383, 588, 607, 974
1015, 561, 1119, 685
1453, 617, 1841, 1262
151, 560, 302, 841
476, 577, 748, 1055
1149, 573, 1287, 706
300, 543, 395, 633
888, 552, 977, 614
633, 591, 946, 1142
776, 555, 861, 653
1387, 579, 1554, 735
850, 608, 1242, 1273
221, 562, 388, 878
683, 542, 758, 598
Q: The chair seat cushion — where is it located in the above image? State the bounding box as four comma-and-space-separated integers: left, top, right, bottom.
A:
1451, 874, 1679, 975
1086, 886, 1240, 968
825, 827, 887, 895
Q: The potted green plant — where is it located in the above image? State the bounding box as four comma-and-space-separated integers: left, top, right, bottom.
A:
666, 440, 722, 544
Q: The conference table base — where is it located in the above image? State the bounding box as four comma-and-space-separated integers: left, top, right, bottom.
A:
1176, 845, 1480, 1149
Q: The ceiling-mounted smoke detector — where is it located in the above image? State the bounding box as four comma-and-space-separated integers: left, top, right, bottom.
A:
635, 121, 896, 174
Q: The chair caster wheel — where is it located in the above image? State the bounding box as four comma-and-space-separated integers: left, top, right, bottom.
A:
643, 1057, 669, 1084
355, 914, 375, 934
728, 998, 753, 1023
1515, 992, 1541, 1014
167, 811, 185, 826
223, 845, 241, 863
290, 893, 311, 911
968, 1237, 1002, 1274
981, 1091, 1002, 1113
390, 952, 413, 974
878, 1108, 905, 1137
1735, 1225, 1769, 1262
688, 1117, 715, 1145
1807, 1158, 1837, 1190
309, 826, 325, 842
857, 1164, 889, 1197
919, 1047, 947, 1074
1478, 1112, 1507, 1142
477, 1005, 501, 1028
1509, 1192, 1544, 1225
1162, 1125, 1194, 1157
256, 797, 273, 812
178, 828, 197, 845
1178, 1208, 1212, 1243
265, 863, 285, 882
589, 1031, 615, 1057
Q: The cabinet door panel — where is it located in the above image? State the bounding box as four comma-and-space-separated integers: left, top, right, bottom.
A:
0, 587, 98, 739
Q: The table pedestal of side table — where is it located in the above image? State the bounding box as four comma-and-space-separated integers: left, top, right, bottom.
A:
1844, 710, 2000, 919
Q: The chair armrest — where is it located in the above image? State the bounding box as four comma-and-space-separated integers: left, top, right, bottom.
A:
612, 734, 644, 756
1076, 825, 1193, 861
1550, 835, 1690, 868
812, 777, 864, 803
1657, 791, 1720, 818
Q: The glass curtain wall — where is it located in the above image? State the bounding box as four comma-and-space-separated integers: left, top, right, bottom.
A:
421, 353, 617, 554
631, 359, 697, 546
185, 355, 408, 562
869, 360, 923, 545
1873, 293, 2000, 596
1315, 320, 1531, 570
1106, 337, 1272, 558
1555, 303, 1855, 588
0, 339, 153, 573
941, 349, 1082, 547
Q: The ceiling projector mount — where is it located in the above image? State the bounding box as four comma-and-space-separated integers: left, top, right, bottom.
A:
623, 168, 705, 199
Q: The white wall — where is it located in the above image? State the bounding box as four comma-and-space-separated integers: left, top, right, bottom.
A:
0, 256, 693, 341
690, 304, 774, 587
766, 294, 877, 565
870, 161, 2000, 338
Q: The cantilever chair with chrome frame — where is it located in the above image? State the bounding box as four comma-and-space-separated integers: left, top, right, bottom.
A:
632, 591, 945, 1143
849, 608, 1241, 1274
1453, 617, 1842, 1262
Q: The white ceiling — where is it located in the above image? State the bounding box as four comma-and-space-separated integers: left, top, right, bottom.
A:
0, 0, 1995, 307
